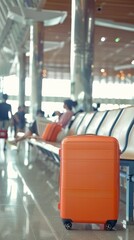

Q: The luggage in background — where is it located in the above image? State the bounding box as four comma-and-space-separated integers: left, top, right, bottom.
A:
58, 135, 120, 230
42, 123, 62, 142
0, 129, 8, 139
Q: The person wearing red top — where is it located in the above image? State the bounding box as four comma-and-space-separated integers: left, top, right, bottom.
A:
56, 99, 76, 128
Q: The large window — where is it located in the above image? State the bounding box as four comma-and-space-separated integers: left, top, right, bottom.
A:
1, 75, 19, 96
93, 79, 134, 100
42, 78, 70, 97
41, 78, 71, 116
1, 75, 19, 113
25, 77, 71, 116
1, 75, 134, 115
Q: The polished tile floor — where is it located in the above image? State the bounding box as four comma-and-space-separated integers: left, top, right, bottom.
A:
0, 138, 134, 240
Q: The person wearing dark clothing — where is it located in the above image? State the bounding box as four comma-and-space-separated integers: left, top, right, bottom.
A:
13, 105, 26, 137
8, 109, 45, 145
0, 93, 13, 150
16, 105, 26, 130
28, 119, 38, 135
0, 94, 12, 130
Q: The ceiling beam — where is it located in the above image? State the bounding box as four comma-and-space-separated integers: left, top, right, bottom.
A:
114, 64, 134, 71
0, 19, 14, 48
7, 6, 67, 26
95, 18, 134, 32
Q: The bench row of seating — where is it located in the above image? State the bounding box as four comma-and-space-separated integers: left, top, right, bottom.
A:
28, 105, 134, 223
29, 105, 133, 161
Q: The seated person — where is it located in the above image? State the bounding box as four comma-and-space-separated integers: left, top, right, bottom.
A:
9, 109, 45, 144
56, 99, 75, 128
9, 99, 76, 144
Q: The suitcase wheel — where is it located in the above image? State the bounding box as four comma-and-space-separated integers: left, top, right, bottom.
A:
62, 219, 72, 230
104, 220, 117, 230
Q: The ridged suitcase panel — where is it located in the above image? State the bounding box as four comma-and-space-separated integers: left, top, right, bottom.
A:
59, 135, 120, 225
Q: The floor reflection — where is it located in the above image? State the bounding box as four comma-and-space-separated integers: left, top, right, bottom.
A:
0, 149, 57, 240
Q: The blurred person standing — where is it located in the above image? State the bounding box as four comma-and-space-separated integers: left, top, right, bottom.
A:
0, 93, 13, 130
0, 93, 13, 150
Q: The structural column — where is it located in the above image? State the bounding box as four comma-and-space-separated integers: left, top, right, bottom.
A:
29, 22, 44, 119
17, 52, 26, 106
70, 0, 95, 111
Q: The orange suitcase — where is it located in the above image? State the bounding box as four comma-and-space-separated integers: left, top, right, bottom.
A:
59, 135, 120, 230
42, 123, 62, 141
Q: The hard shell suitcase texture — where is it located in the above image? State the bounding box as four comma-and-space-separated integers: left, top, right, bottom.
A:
42, 123, 62, 141
58, 135, 120, 230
